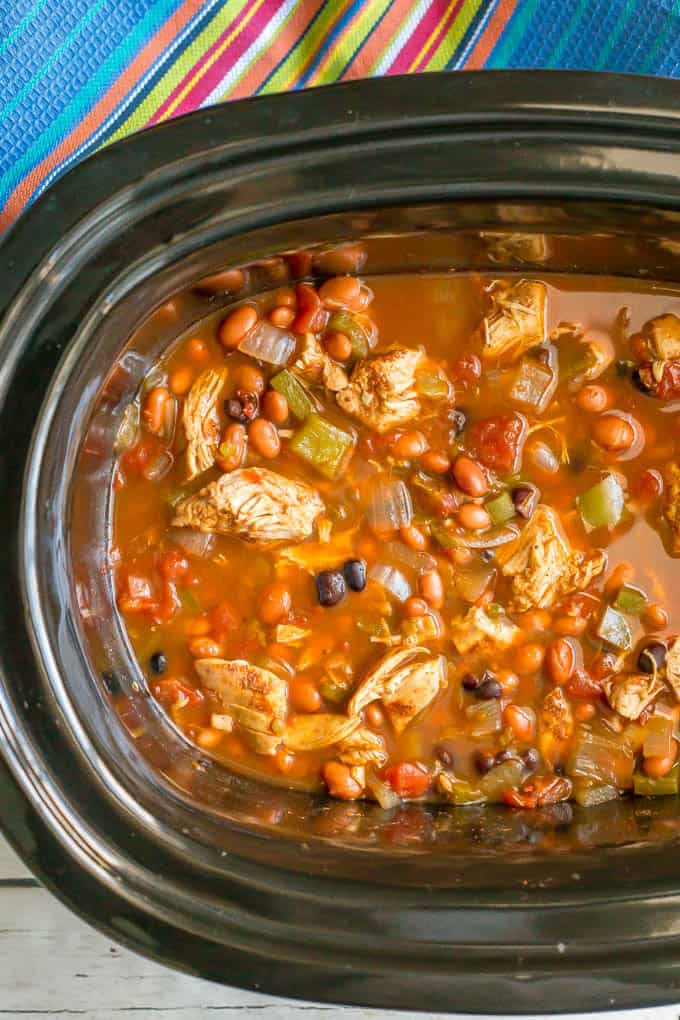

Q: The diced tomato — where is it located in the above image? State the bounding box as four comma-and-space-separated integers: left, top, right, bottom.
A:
451, 354, 482, 386
641, 359, 680, 399
468, 413, 526, 475
565, 669, 604, 700
210, 599, 242, 638
560, 591, 600, 621
152, 677, 203, 709
292, 283, 327, 333
383, 761, 431, 798
117, 573, 158, 615
503, 774, 571, 810
159, 549, 189, 581
120, 439, 152, 475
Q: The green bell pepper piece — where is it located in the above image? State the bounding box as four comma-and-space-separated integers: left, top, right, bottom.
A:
327, 310, 369, 359
613, 584, 647, 614
270, 369, 318, 420
486, 490, 516, 526
634, 764, 680, 796
576, 474, 624, 531
597, 606, 632, 651
289, 413, 355, 479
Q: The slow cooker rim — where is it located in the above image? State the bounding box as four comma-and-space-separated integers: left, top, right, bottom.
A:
4, 71, 680, 1012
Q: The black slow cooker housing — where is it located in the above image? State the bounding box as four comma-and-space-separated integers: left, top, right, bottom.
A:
3, 72, 680, 1012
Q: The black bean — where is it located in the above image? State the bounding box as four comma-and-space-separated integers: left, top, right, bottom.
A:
449, 408, 467, 435
474, 750, 496, 774
477, 678, 503, 700
102, 671, 121, 695
316, 569, 346, 607
512, 484, 539, 519
343, 558, 367, 592
495, 748, 520, 765
225, 398, 245, 420
236, 390, 259, 421
632, 367, 648, 393
150, 651, 167, 675
434, 744, 454, 767
522, 748, 541, 770
637, 640, 667, 674
462, 672, 481, 691
225, 392, 259, 423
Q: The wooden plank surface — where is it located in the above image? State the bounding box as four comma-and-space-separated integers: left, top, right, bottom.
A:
0, 836, 677, 1020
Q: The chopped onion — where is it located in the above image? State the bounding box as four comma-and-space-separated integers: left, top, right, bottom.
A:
455, 562, 496, 603
527, 439, 559, 475
238, 320, 295, 365
369, 564, 411, 602
114, 403, 139, 452
384, 540, 437, 575
366, 768, 400, 809
465, 699, 501, 737
142, 449, 174, 481
168, 527, 215, 558
366, 479, 413, 532
480, 759, 525, 799
211, 713, 234, 733
433, 521, 519, 550
643, 715, 674, 758
162, 394, 177, 441
567, 728, 633, 788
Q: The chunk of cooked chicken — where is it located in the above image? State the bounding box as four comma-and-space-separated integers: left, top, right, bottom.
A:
194, 658, 287, 755
183, 368, 227, 480
482, 280, 546, 361
336, 348, 423, 433
665, 635, 680, 701
292, 333, 349, 392
337, 726, 388, 767
449, 606, 520, 655
498, 505, 606, 612
663, 462, 680, 555
605, 673, 663, 720
282, 712, 360, 751
538, 687, 573, 765
644, 314, 680, 360
172, 467, 325, 543
347, 646, 447, 733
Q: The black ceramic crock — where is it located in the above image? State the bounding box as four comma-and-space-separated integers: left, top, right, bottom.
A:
5, 71, 680, 1013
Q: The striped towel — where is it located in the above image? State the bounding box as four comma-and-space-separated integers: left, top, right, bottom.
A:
1, 0, 679, 233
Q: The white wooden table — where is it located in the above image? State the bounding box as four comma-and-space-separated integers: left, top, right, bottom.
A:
0, 834, 677, 1020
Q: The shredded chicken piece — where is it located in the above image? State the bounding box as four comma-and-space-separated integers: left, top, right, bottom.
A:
272, 625, 310, 645
605, 673, 664, 720
337, 726, 388, 767
336, 348, 423, 433
498, 505, 606, 611
172, 467, 324, 543
663, 462, 680, 555
665, 636, 680, 701
449, 606, 520, 655
644, 314, 680, 360
194, 658, 287, 755
347, 646, 446, 733
482, 280, 546, 361
292, 333, 349, 392
538, 687, 573, 765
182, 368, 227, 480
282, 713, 360, 751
